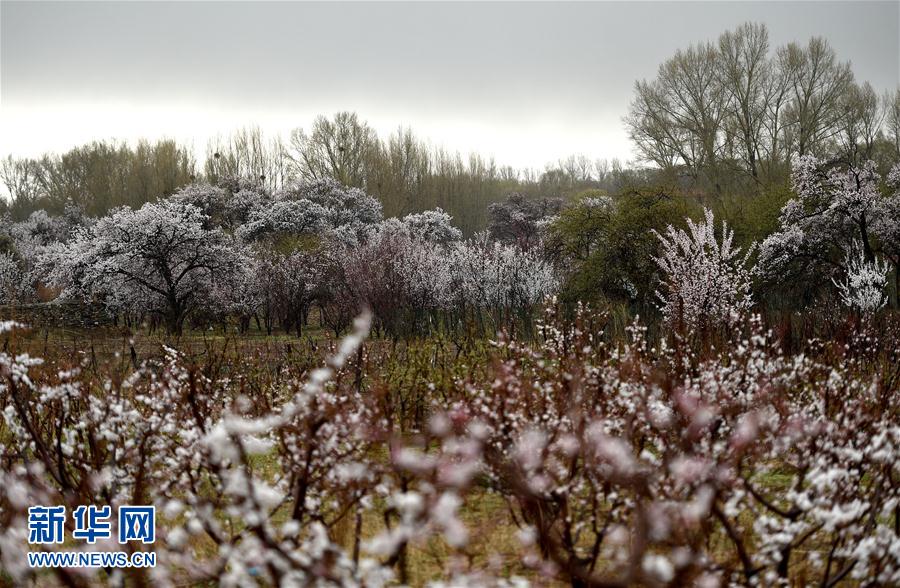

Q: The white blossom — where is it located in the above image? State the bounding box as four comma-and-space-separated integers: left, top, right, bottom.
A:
652, 208, 755, 331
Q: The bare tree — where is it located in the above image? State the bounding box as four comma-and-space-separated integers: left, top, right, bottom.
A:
0, 156, 43, 211
839, 82, 884, 163
286, 112, 378, 187
366, 126, 431, 216
205, 126, 286, 191
884, 88, 900, 159
760, 48, 793, 176
718, 22, 771, 180
558, 154, 593, 184
4, 140, 194, 217
778, 37, 854, 157
625, 41, 729, 190
593, 158, 610, 185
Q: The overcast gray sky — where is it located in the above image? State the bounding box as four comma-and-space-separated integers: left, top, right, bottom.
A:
2, 1, 898, 170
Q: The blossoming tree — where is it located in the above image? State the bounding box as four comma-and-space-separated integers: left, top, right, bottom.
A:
39, 200, 245, 333
759, 156, 897, 307
652, 208, 755, 332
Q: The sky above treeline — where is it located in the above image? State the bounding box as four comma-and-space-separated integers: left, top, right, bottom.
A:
2, 1, 898, 171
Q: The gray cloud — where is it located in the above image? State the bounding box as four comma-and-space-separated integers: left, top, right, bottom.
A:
2, 1, 898, 168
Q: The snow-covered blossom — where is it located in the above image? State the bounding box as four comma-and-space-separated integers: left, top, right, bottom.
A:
0, 252, 31, 304
237, 198, 328, 241
487, 193, 563, 249
448, 234, 558, 310
38, 200, 245, 332
1, 303, 898, 586
652, 208, 755, 331
759, 156, 896, 301
234, 178, 382, 243
581, 196, 613, 210
873, 162, 900, 275
169, 183, 230, 217
399, 207, 463, 243
278, 178, 383, 231
324, 225, 557, 336
832, 240, 890, 313
171, 183, 273, 231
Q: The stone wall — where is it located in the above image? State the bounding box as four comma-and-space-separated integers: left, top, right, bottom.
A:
0, 302, 113, 329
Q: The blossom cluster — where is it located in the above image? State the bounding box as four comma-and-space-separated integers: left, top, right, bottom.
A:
20, 179, 555, 336
759, 157, 899, 310
1, 305, 898, 586
331, 225, 558, 335
653, 208, 756, 331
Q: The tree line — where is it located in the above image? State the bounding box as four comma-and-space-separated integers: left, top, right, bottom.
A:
1, 21, 899, 333
626, 22, 900, 192
2, 118, 640, 236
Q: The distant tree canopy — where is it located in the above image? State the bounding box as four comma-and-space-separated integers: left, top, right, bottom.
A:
1, 122, 657, 236
0, 139, 196, 219
546, 188, 698, 313
487, 193, 563, 249
2, 21, 899, 320
205, 126, 287, 194
0, 133, 554, 235
625, 23, 900, 194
